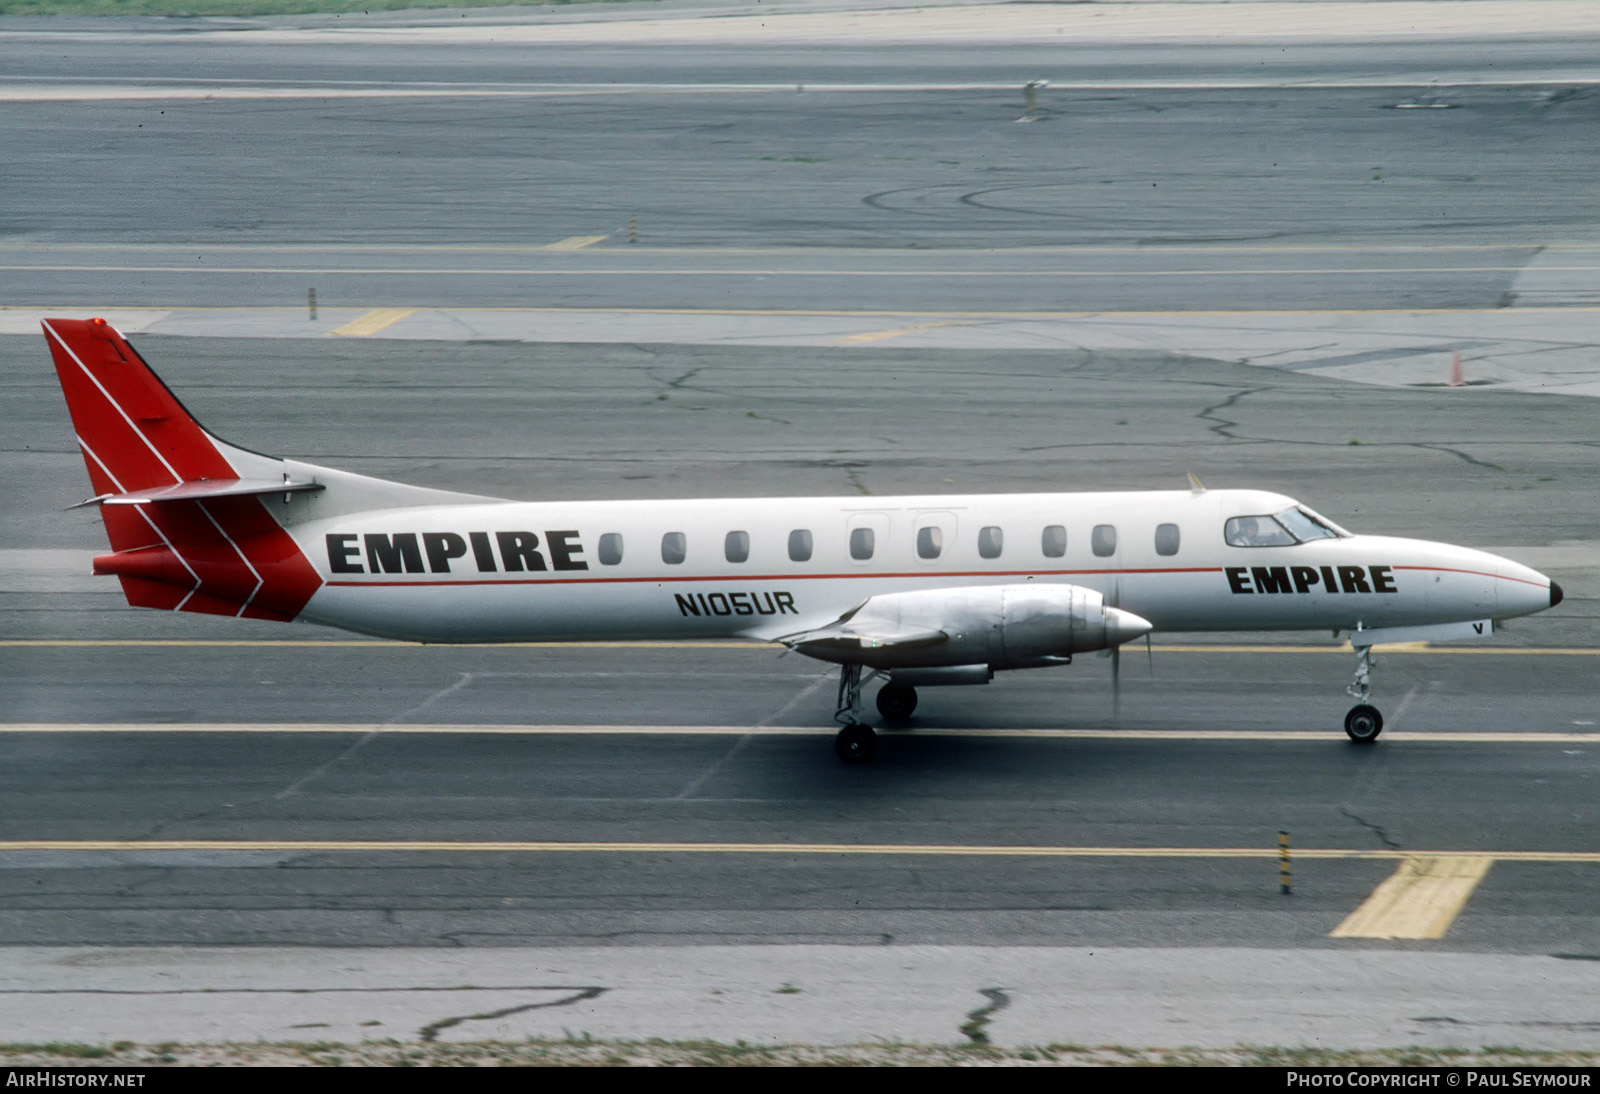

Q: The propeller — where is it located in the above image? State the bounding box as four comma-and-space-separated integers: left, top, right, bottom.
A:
1109, 575, 1123, 719
1111, 644, 1121, 720
1112, 635, 1157, 721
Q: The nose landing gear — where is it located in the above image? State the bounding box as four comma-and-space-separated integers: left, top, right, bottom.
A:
1344, 703, 1384, 743
1344, 643, 1383, 744
833, 663, 882, 762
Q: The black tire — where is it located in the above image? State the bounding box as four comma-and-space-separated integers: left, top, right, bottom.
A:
876, 681, 918, 722
835, 723, 877, 763
1344, 704, 1384, 744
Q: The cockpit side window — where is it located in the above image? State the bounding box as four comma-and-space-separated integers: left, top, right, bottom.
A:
1224, 515, 1297, 548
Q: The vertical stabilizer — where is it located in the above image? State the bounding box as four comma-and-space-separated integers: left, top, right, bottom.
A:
43, 317, 323, 620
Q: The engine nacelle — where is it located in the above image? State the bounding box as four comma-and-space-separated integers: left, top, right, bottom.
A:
794, 583, 1153, 671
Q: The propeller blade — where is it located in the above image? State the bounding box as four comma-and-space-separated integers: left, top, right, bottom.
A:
1111, 644, 1121, 719
1146, 633, 1154, 677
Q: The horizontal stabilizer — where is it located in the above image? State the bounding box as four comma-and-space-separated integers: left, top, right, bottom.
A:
73, 478, 325, 509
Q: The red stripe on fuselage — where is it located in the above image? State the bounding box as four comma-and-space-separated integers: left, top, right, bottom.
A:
323, 563, 1546, 592
324, 566, 1224, 588
1393, 564, 1547, 589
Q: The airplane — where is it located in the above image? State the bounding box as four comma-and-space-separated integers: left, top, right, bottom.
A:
42, 317, 1563, 762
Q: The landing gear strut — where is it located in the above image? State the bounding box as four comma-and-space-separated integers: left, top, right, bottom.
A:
834, 664, 882, 762
1343, 643, 1383, 744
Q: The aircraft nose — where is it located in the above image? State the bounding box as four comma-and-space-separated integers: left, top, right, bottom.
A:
1551, 581, 1564, 608
1104, 606, 1154, 647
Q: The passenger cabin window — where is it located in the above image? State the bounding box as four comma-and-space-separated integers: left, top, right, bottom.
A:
978, 526, 1003, 559
916, 526, 942, 560
598, 533, 623, 566
850, 527, 875, 561
788, 529, 813, 562
1224, 515, 1297, 548
1154, 523, 1180, 557
725, 531, 750, 563
661, 532, 687, 565
1092, 524, 1117, 558
1041, 525, 1066, 558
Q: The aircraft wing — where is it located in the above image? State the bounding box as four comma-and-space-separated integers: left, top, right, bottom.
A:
775, 620, 949, 660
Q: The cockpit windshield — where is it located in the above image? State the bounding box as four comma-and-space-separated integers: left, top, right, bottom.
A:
1277, 507, 1339, 542
1225, 507, 1348, 548
1294, 505, 1352, 538
1224, 515, 1297, 547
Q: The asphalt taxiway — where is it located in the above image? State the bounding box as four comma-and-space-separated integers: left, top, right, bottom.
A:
5, 336, 1599, 1019
3, 0, 1599, 1051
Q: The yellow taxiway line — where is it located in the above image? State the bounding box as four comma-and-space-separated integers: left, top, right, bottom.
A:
540, 235, 609, 251
5, 242, 1584, 256
832, 319, 973, 345
3, 724, 1600, 744
1330, 855, 1497, 940
10, 263, 1600, 279
327, 307, 418, 337
0, 841, 1595, 863
0, 836, 1563, 939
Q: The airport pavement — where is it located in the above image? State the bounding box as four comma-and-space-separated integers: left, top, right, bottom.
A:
7, 296, 1600, 398
6, 324, 1600, 1044
3, 0, 1599, 1052
5, 332, 1599, 968
5, 945, 1600, 1051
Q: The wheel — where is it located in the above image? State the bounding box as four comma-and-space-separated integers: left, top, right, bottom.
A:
876, 681, 918, 722
834, 723, 877, 763
1344, 704, 1384, 744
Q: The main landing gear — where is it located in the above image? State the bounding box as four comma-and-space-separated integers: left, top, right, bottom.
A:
876, 681, 918, 721
1343, 644, 1384, 744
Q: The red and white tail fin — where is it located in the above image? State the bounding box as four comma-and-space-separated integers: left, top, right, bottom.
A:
45, 317, 498, 622
44, 316, 327, 621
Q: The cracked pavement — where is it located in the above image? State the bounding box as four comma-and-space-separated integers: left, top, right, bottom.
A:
6, 946, 1600, 1050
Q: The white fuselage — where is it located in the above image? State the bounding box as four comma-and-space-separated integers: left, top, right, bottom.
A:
291, 487, 1552, 646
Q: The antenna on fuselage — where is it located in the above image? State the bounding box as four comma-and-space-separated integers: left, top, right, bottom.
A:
1187, 472, 1206, 493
